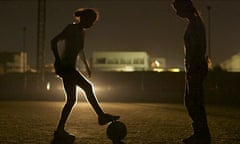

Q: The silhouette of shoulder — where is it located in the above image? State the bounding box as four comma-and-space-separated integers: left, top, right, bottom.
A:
61, 24, 80, 38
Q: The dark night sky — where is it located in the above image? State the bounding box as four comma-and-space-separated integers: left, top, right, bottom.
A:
0, 0, 240, 68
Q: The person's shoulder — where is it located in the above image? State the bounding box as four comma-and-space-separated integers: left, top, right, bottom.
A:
64, 23, 76, 29
62, 23, 79, 33
68, 23, 82, 30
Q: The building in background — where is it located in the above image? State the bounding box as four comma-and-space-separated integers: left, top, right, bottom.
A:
0, 51, 28, 74
92, 51, 152, 72
220, 52, 240, 72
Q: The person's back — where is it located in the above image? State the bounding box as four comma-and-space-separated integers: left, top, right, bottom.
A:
184, 16, 207, 67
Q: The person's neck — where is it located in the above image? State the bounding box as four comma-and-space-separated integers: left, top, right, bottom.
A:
76, 23, 84, 30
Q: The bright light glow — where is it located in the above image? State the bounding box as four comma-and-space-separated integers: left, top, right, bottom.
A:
123, 66, 135, 72
154, 60, 160, 67
153, 68, 165, 72
168, 68, 181, 72
94, 85, 112, 94
114, 66, 135, 72
46, 82, 50, 91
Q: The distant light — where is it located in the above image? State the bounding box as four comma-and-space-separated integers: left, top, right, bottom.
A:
114, 66, 135, 72
154, 60, 160, 67
168, 68, 181, 72
46, 82, 50, 91
153, 68, 165, 72
151, 60, 161, 68
124, 66, 135, 72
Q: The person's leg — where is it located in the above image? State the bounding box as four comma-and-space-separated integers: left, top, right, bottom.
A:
186, 75, 205, 122
183, 71, 210, 143
55, 78, 76, 135
74, 71, 119, 125
75, 72, 103, 116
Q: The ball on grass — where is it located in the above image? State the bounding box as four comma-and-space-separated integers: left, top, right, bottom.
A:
106, 121, 127, 141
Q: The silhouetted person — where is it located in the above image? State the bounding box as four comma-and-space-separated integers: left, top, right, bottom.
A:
172, 0, 211, 143
51, 8, 119, 139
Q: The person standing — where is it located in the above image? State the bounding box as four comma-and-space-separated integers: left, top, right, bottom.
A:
172, 0, 211, 143
51, 8, 120, 139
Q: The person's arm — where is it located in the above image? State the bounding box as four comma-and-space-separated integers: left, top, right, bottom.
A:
79, 50, 91, 78
51, 24, 71, 62
51, 25, 72, 75
51, 34, 62, 62
189, 17, 206, 66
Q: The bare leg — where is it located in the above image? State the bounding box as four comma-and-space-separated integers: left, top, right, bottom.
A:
74, 71, 120, 125
56, 79, 76, 132
75, 73, 104, 116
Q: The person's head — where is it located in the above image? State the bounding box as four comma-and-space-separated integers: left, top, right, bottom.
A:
172, 0, 197, 18
74, 8, 99, 29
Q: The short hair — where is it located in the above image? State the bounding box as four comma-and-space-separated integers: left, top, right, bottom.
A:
173, 0, 193, 7
74, 8, 99, 22
173, 0, 197, 14
173, 0, 193, 5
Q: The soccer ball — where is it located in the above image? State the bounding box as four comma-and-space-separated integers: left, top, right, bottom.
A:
106, 121, 127, 141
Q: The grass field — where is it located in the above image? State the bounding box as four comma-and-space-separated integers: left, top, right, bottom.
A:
0, 102, 239, 144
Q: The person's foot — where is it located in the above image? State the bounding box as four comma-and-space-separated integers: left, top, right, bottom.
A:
98, 113, 120, 125
182, 134, 211, 144
54, 130, 75, 140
